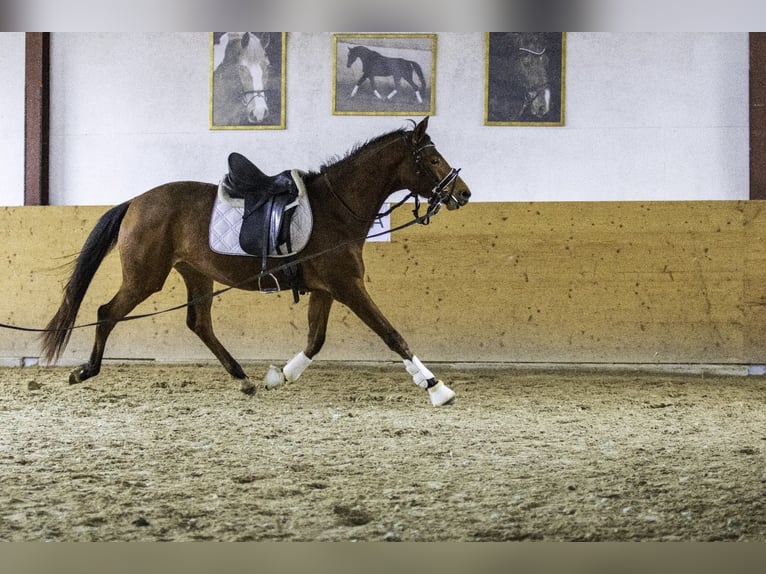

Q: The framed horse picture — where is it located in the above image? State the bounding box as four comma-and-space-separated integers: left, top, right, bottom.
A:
485, 32, 566, 126
210, 32, 287, 130
333, 33, 436, 116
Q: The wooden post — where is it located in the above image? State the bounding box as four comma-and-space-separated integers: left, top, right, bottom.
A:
750, 33, 766, 200
24, 32, 50, 206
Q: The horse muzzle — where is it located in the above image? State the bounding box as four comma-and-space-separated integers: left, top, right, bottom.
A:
445, 188, 471, 210
436, 169, 470, 210
528, 86, 551, 118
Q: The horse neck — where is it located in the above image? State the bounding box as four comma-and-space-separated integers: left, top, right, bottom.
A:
322, 135, 408, 224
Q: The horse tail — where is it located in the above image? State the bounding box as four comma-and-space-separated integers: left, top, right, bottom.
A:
40, 201, 131, 363
410, 61, 426, 91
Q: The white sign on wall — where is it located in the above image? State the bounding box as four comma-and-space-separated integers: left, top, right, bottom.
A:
366, 208, 391, 242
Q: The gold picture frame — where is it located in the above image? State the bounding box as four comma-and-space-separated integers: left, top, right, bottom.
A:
485, 32, 566, 126
333, 33, 436, 116
210, 32, 287, 130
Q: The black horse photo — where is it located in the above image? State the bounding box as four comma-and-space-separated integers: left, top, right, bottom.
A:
334, 36, 434, 115
347, 45, 426, 104
486, 32, 565, 125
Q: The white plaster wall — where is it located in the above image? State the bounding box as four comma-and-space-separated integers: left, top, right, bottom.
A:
23, 32, 754, 204
0, 33, 26, 206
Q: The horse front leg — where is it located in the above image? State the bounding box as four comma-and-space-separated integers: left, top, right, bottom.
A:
336, 281, 455, 406
263, 290, 334, 389
366, 76, 383, 100
351, 75, 380, 99
386, 76, 400, 100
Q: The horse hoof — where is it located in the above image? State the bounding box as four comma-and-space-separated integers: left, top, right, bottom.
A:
263, 365, 285, 389
68, 368, 83, 385
428, 381, 455, 406
240, 378, 257, 395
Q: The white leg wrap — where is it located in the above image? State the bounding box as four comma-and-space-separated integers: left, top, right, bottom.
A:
404, 356, 455, 406
387, 89, 397, 100
415, 90, 423, 103
350, 85, 358, 97
403, 355, 435, 389
373, 89, 383, 100
283, 351, 312, 383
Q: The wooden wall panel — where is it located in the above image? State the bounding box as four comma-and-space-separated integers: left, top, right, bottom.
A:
2, 201, 766, 366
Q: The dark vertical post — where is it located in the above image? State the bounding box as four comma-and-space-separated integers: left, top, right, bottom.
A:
750, 33, 766, 200
24, 32, 50, 206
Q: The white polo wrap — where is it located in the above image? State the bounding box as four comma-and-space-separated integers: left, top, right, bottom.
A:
403, 355, 434, 389
283, 351, 312, 382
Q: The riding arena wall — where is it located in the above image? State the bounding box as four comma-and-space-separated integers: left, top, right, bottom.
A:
2, 201, 765, 369
0, 32, 760, 369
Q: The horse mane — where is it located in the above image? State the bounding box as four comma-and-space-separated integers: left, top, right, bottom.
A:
305, 124, 417, 181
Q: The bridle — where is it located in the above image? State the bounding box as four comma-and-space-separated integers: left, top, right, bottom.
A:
405, 137, 462, 224
323, 132, 463, 226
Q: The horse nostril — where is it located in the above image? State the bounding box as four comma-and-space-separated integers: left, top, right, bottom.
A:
461, 190, 471, 200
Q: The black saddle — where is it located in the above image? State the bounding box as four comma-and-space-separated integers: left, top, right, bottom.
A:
221, 152, 302, 295
222, 152, 296, 199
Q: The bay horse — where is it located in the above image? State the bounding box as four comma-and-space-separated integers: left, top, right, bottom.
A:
212, 32, 270, 125
346, 45, 427, 103
41, 117, 471, 406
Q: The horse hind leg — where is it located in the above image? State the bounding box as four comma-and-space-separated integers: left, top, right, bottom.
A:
386, 77, 399, 100
365, 76, 382, 100
402, 74, 423, 103
175, 263, 254, 394
70, 276, 167, 385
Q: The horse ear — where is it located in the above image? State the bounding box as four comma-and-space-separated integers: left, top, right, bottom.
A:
412, 116, 429, 145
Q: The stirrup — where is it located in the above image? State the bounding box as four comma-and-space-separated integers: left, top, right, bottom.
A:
258, 273, 280, 293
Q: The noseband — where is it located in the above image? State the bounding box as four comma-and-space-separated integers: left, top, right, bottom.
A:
519, 46, 546, 56
241, 90, 266, 107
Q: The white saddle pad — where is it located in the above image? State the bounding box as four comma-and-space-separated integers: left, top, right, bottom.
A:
209, 169, 312, 257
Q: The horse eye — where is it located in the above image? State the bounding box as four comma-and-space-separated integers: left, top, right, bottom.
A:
430, 158, 440, 165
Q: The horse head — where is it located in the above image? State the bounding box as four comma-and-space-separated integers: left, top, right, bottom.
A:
404, 117, 471, 211
346, 45, 363, 68
238, 33, 270, 123
509, 33, 551, 119
214, 32, 270, 124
